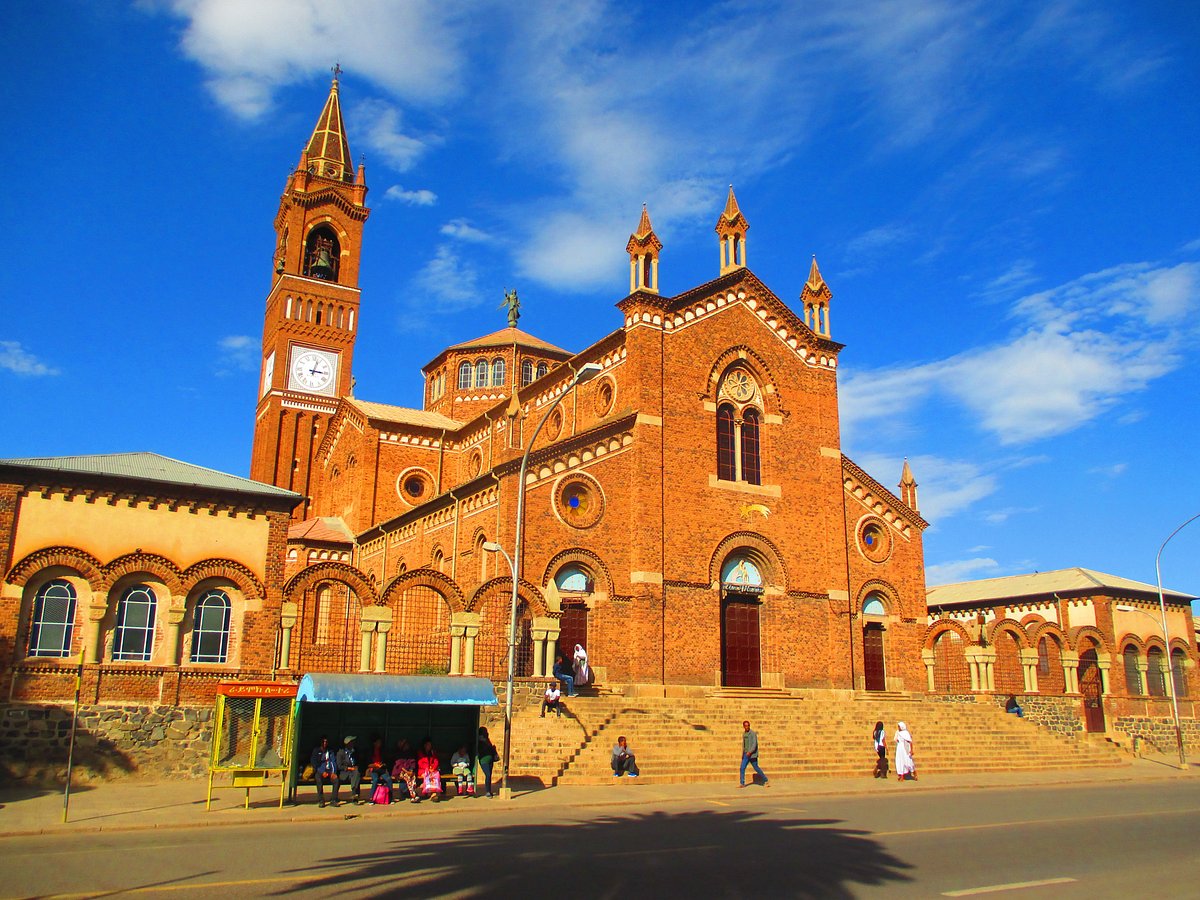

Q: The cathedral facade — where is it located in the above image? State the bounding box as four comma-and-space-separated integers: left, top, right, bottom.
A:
251, 78, 929, 694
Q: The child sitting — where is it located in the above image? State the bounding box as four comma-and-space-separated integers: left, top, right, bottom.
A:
450, 744, 476, 796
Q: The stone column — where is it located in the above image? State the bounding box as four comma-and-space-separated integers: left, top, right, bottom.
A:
85, 601, 108, 664
1136, 658, 1150, 694
531, 628, 548, 678
452, 612, 480, 676
541, 618, 562, 679
965, 647, 982, 692
921, 649, 936, 692
449, 624, 465, 676
980, 648, 997, 692
1061, 651, 1080, 693
374, 621, 391, 674
1096, 653, 1112, 695
279, 602, 298, 669
1018, 648, 1039, 693
165, 600, 187, 665
359, 620, 375, 673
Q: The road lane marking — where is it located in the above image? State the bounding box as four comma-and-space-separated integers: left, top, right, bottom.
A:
707, 799, 731, 807
942, 877, 1077, 896
876, 805, 1200, 837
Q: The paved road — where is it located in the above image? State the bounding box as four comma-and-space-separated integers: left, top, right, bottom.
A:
2, 780, 1197, 898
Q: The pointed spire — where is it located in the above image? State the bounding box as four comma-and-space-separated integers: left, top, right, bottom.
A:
800, 254, 833, 337
302, 69, 353, 183
626, 204, 663, 294
805, 255, 826, 293
900, 458, 919, 513
715, 185, 749, 274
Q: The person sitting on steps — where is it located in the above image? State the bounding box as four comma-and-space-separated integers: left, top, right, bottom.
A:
541, 682, 564, 717
1005, 694, 1024, 718
611, 735, 639, 778
552, 654, 576, 697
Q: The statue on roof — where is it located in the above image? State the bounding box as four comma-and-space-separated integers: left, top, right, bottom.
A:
501, 288, 520, 328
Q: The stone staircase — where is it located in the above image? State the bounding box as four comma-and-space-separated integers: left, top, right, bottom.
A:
501, 691, 1128, 786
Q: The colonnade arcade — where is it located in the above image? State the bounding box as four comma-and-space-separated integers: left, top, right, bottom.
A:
279, 562, 568, 679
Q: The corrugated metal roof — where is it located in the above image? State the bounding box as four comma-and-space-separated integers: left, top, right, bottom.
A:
297, 674, 498, 705
0, 452, 301, 503
346, 397, 461, 430
927, 566, 1195, 605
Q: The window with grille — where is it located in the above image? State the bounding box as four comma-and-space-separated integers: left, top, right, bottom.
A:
492, 358, 506, 386
1123, 645, 1143, 695
1147, 647, 1167, 697
932, 630, 969, 693
741, 408, 761, 485
457, 362, 472, 390
716, 404, 736, 481
29, 579, 77, 658
521, 360, 534, 386
1171, 648, 1188, 698
113, 584, 157, 662
191, 589, 231, 663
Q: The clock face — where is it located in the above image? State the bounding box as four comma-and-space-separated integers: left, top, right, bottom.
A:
289, 348, 337, 394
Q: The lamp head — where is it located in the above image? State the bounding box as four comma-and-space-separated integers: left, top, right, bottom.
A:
572, 362, 603, 386
1115, 605, 1135, 612
482, 541, 503, 553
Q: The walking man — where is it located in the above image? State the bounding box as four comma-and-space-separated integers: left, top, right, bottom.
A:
739, 720, 769, 788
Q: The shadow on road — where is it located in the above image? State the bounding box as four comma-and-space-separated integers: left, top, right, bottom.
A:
279, 808, 913, 897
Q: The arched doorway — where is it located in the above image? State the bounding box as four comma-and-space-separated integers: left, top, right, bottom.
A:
554, 564, 592, 661
1078, 647, 1106, 733
993, 630, 1024, 695
861, 593, 887, 692
720, 554, 762, 688
932, 629, 970, 693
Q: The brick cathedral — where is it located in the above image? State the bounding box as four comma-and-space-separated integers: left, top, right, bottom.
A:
248, 76, 929, 694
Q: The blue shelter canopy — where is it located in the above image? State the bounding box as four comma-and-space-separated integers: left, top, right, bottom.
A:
296, 674, 498, 706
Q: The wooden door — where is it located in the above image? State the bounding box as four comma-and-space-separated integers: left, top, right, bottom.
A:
1079, 650, 1106, 732
863, 624, 886, 691
558, 602, 589, 664
721, 597, 761, 688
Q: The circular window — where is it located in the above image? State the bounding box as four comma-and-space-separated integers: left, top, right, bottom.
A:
469, 451, 483, 478
396, 469, 434, 505
547, 409, 564, 441
555, 474, 604, 529
595, 378, 615, 416
858, 518, 892, 562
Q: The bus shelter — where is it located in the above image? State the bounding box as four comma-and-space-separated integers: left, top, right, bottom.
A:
207, 681, 298, 809
289, 674, 499, 801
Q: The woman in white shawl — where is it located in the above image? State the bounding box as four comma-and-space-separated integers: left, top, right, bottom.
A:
894, 722, 915, 781
572, 643, 590, 687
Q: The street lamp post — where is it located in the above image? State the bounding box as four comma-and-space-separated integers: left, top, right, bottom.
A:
1153, 512, 1200, 768
484, 361, 603, 800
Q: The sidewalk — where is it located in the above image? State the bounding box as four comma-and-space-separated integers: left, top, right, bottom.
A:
1, 754, 1196, 838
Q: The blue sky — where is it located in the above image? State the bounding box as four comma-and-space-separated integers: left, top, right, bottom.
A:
4, 1, 1199, 597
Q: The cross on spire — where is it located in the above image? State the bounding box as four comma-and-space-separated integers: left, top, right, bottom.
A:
332, 63, 342, 80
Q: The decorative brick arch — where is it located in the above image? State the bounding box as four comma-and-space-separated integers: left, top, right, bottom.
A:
1069, 625, 1112, 654
709, 531, 788, 591
101, 552, 183, 594
1029, 621, 1068, 649
923, 618, 973, 649
1119, 634, 1146, 654
703, 346, 786, 417
987, 618, 1029, 650
380, 568, 465, 613
466, 576, 548, 617
1168, 638, 1193, 656
542, 548, 615, 596
1143, 634, 1169, 653
7, 546, 104, 590
856, 579, 899, 614
181, 558, 265, 599
1019, 613, 1046, 628
284, 561, 379, 606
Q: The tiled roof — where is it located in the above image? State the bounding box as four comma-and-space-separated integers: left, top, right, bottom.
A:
446, 327, 569, 355
927, 567, 1195, 605
304, 77, 353, 183
346, 397, 461, 430
0, 452, 301, 503
289, 516, 354, 543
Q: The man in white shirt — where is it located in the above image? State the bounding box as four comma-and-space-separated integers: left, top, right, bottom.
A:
541, 683, 563, 717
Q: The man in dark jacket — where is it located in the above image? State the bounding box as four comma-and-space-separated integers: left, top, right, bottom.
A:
335, 735, 363, 804
310, 735, 340, 808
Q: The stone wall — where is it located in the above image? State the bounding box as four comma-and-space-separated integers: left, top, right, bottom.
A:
0, 702, 211, 784
1113, 714, 1200, 755
999, 695, 1083, 737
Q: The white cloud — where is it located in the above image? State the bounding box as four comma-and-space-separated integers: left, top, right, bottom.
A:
440, 219, 492, 243
406, 245, 481, 320
842, 260, 1199, 446
926, 557, 1001, 586
983, 506, 1038, 524
384, 185, 437, 206
852, 452, 999, 524
351, 99, 428, 172
1088, 463, 1127, 479
215, 334, 256, 375
844, 224, 911, 259
0, 341, 58, 376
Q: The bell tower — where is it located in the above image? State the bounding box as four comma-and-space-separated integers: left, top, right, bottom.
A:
250, 69, 371, 520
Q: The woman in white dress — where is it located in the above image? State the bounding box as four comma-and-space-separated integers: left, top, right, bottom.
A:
573, 643, 590, 688
894, 721, 915, 781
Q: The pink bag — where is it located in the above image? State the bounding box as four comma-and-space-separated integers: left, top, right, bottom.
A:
371, 783, 390, 805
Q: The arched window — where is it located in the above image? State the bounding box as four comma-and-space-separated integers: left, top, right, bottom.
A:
861, 593, 886, 616
191, 589, 231, 664
432, 548, 444, 574
555, 565, 593, 593
536, 362, 548, 379
314, 583, 332, 644
492, 358, 506, 386
474, 360, 487, 388
113, 584, 157, 662
521, 360, 534, 386
28, 579, 77, 658
1123, 645, 1143, 695
1171, 648, 1188, 698
458, 362, 473, 390
1147, 647, 1167, 697
303, 226, 340, 282
1037, 637, 1050, 674
716, 404, 736, 481
741, 407, 761, 485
